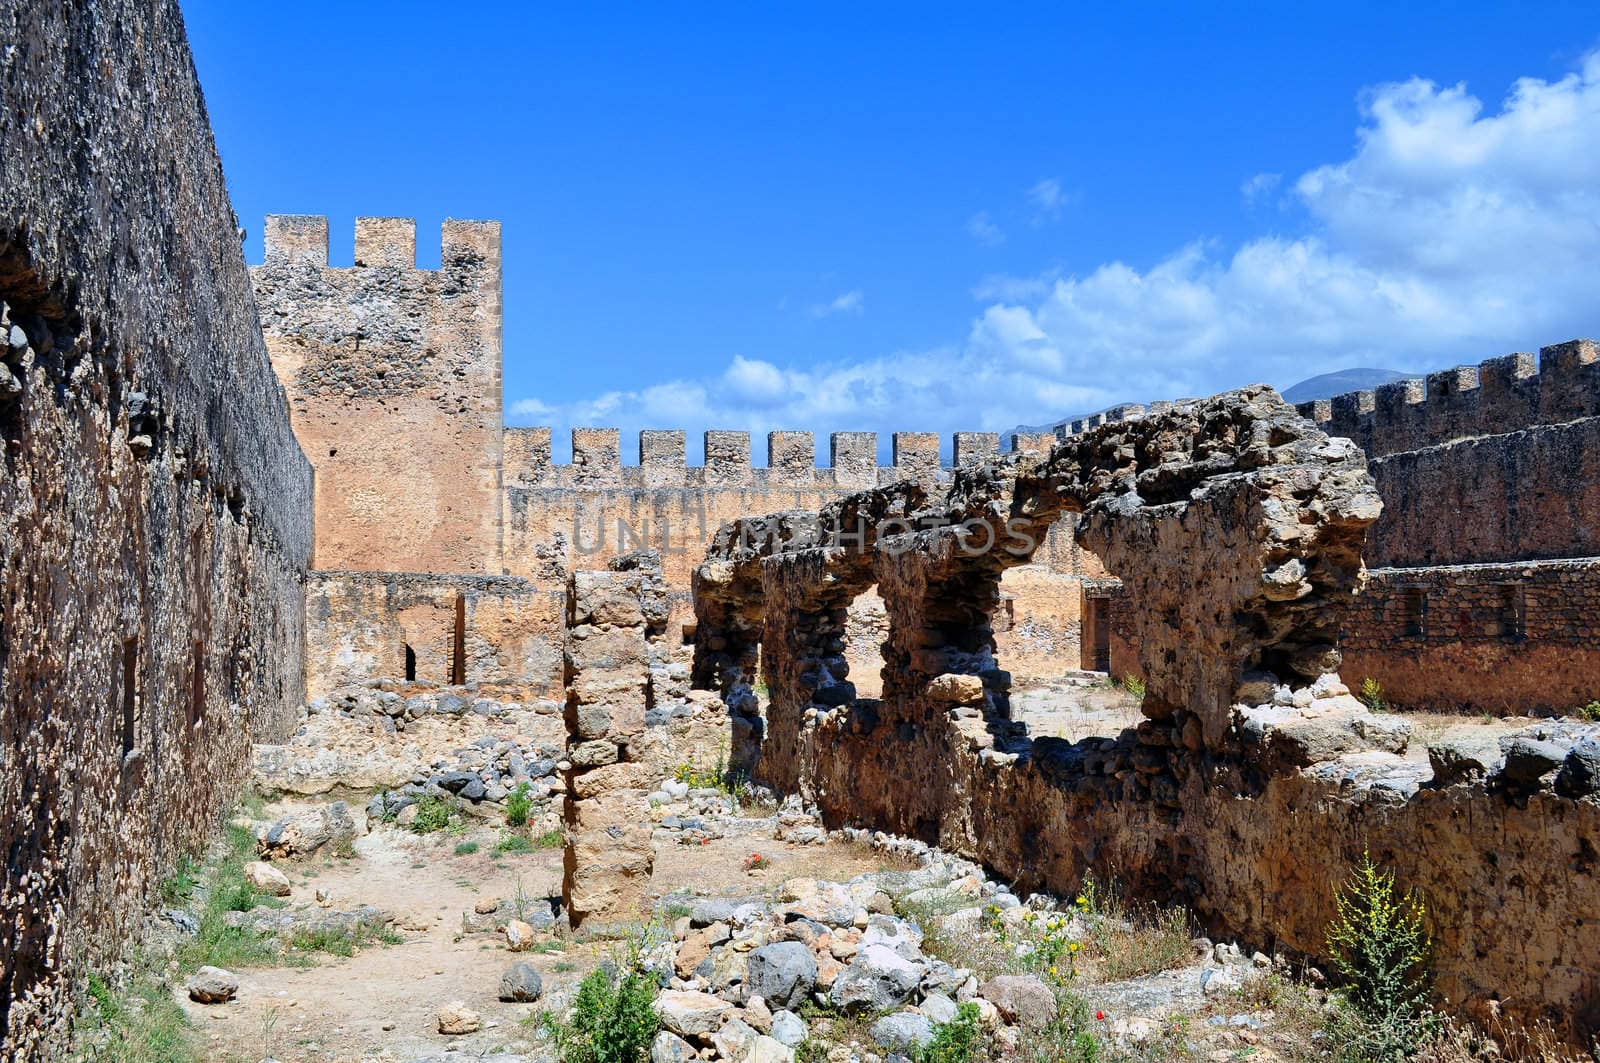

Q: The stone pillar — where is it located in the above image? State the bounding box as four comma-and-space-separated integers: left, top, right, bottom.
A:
561, 552, 666, 928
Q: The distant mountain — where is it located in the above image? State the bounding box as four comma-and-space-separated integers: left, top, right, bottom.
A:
1281, 368, 1417, 404
1001, 367, 1416, 448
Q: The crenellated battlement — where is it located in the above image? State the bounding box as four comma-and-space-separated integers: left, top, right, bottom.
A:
505, 413, 1149, 492
1296, 339, 1599, 457
260, 214, 501, 273
252, 214, 504, 575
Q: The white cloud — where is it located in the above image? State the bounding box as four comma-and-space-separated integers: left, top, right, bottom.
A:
512, 51, 1600, 451
810, 289, 864, 317
966, 211, 1005, 246
1028, 177, 1070, 222
1240, 172, 1281, 204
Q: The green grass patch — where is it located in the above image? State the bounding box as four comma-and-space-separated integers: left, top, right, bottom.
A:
494, 833, 535, 855
157, 855, 200, 908
75, 970, 198, 1063
286, 923, 403, 959
454, 841, 481, 856
175, 824, 282, 970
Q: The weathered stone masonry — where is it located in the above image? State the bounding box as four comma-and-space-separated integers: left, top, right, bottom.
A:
561, 553, 668, 927
503, 423, 1139, 695
694, 388, 1600, 1035
252, 214, 504, 575
259, 224, 1141, 704
1298, 340, 1600, 712
0, 2, 313, 1056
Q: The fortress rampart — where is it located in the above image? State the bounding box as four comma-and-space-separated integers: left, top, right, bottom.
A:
0, 4, 313, 1054
1297, 344, 1600, 713
256, 215, 1600, 719
1295, 340, 1599, 458
248, 215, 1147, 701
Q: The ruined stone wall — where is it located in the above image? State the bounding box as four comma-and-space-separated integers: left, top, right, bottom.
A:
504, 426, 1121, 688
693, 388, 1600, 1035
1358, 417, 1600, 568
252, 215, 503, 575
0, 2, 313, 1054
304, 572, 562, 700
806, 715, 1600, 1038
561, 554, 668, 926
1299, 340, 1600, 714
1341, 560, 1600, 713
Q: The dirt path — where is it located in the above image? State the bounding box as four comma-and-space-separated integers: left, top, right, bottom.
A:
183, 816, 903, 1062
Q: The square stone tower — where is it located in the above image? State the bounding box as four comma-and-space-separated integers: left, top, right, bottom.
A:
251, 215, 504, 573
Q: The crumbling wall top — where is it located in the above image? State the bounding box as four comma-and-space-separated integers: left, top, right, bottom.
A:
1297, 339, 1598, 456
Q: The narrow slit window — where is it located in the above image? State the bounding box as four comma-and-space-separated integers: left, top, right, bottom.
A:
450, 594, 467, 686
189, 641, 205, 729
404, 643, 417, 682
1495, 583, 1524, 640
1400, 588, 1427, 637
120, 637, 138, 756
681, 621, 698, 647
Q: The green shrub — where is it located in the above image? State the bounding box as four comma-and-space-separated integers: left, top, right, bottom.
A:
1578, 700, 1600, 722
915, 1001, 983, 1063
1359, 677, 1388, 712
1324, 850, 1437, 1061
1017, 991, 1103, 1063
494, 833, 535, 855
535, 828, 565, 849
795, 1040, 830, 1063
1116, 674, 1146, 699
506, 782, 533, 827
453, 841, 480, 856
410, 794, 455, 834
543, 961, 659, 1063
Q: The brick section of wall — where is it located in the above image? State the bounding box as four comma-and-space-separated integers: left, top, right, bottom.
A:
252, 216, 504, 574
1340, 559, 1600, 713
0, 2, 313, 1055
1363, 416, 1600, 567
304, 572, 563, 701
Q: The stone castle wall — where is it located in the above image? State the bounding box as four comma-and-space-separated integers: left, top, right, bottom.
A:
692, 391, 1600, 1037
1343, 560, 1600, 713
503, 426, 1122, 691
0, 2, 313, 1055
304, 571, 563, 701
244, 227, 1144, 697
251, 215, 504, 575
1298, 340, 1600, 712
1295, 340, 1599, 460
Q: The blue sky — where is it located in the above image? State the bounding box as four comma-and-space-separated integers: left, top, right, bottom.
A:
185, 2, 1600, 462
